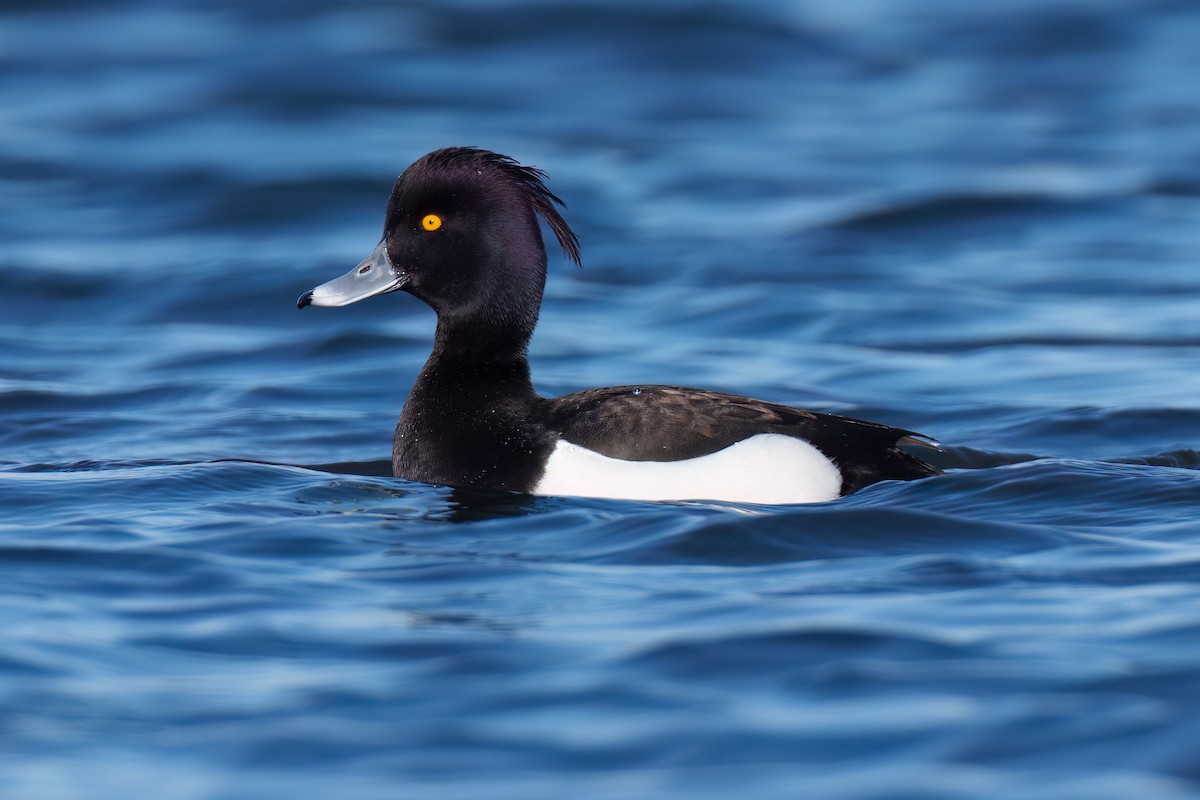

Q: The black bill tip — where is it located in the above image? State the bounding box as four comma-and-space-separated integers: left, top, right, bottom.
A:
297, 291, 314, 309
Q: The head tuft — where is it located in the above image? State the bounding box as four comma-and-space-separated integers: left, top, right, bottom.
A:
418, 147, 582, 267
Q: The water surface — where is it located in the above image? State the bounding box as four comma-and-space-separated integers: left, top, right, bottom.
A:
3, 1, 1200, 798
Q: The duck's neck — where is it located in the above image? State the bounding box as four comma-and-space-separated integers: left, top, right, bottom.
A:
416, 315, 537, 400
394, 315, 547, 490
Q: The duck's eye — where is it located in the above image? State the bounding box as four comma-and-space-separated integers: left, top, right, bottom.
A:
421, 214, 442, 232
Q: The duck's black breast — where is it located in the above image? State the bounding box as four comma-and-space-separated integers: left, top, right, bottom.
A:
536, 385, 941, 495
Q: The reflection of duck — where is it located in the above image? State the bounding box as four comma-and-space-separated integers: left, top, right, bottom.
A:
299, 148, 940, 504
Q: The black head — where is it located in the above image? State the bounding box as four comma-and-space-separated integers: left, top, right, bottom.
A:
300, 148, 580, 340
383, 148, 581, 331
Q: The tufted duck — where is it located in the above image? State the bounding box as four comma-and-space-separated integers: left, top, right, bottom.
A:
298, 148, 940, 503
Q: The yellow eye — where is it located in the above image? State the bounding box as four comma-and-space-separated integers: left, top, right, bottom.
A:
421, 214, 442, 231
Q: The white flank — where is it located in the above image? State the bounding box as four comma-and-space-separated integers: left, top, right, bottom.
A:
532, 433, 842, 505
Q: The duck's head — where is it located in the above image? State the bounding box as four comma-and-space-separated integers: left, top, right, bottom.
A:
298, 147, 581, 335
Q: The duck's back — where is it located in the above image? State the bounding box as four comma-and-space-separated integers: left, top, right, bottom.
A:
533, 386, 940, 502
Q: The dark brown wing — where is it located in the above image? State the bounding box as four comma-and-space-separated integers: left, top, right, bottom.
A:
537, 385, 940, 495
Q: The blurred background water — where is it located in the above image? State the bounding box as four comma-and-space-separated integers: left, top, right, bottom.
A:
3, 1, 1200, 798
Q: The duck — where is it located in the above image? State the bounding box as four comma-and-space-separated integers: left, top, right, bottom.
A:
298, 147, 940, 504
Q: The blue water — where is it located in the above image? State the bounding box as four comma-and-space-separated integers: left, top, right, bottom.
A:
4, 1, 1200, 797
